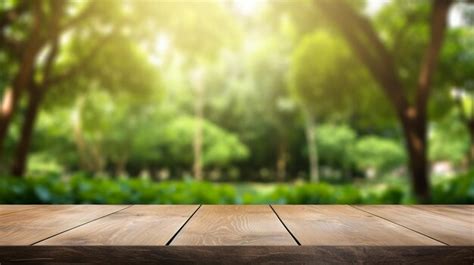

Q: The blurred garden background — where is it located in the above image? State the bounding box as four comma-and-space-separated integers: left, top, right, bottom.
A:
0, 0, 473, 204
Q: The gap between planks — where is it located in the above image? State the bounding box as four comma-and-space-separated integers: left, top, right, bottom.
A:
165, 205, 202, 246
169, 205, 298, 245
6, 205, 464, 247
351, 205, 449, 246
30, 205, 133, 246
269, 204, 301, 246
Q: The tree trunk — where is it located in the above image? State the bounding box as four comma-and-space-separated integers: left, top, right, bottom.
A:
0, 64, 36, 155
10, 27, 61, 177
305, 113, 319, 183
192, 69, 204, 181
115, 155, 128, 177
467, 120, 474, 167
72, 97, 90, 171
0, 87, 18, 151
10, 89, 43, 177
402, 111, 430, 203
276, 141, 288, 182
193, 115, 203, 181
0, 1, 44, 158
313, 0, 451, 202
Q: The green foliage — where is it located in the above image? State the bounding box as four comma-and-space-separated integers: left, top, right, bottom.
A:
307, 124, 406, 178
289, 30, 352, 117
1, 171, 471, 204
270, 183, 364, 204
353, 136, 406, 174
73, 90, 161, 172
429, 112, 469, 164
295, 122, 428, 181
1, 0, 472, 204
432, 171, 474, 204
432, 27, 474, 119
131, 0, 241, 62
439, 27, 474, 92
158, 116, 249, 168
31, 108, 78, 171
34, 101, 249, 174
316, 124, 356, 167
0, 175, 236, 204
375, 0, 430, 90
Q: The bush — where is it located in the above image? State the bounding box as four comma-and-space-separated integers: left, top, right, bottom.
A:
158, 117, 249, 167
0, 171, 472, 204
353, 136, 406, 175
0, 174, 237, 204
316, 124, 356, 168
432, 171, 474, 204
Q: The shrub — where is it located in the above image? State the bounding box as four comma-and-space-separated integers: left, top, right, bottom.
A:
0, 171, 472, 204
432, 171, 474, 204
353, 136, 406, 175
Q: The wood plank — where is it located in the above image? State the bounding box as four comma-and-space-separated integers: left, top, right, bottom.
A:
0, 246, 472, 265
0, 205, 127, 245
0, 205, 38, 216
413, 205, 474, 223
170, 205, 296, 245
357, 205, 474, 245
37, 205, 198, 246
272, 205, 442, 246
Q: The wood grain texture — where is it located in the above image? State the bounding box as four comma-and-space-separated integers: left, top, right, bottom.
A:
37, 205, 199, 246
0, 205, 37, 216
0, 246, 472, 265
357, 205, 474, 245
0, 205, 127, 245
170, 205, 296, 245
413, 205, 474, 223
272, 205, 442, 246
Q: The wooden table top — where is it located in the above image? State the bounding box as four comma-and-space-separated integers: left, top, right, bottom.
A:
0, 205, 473, 264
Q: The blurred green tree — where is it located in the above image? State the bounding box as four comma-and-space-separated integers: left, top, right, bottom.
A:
429, 111, 469, 167
437, 27, 474, 166
316, 124, 357, 180
136, 0, 240, 180
314, 0, 453, 202
289, 31, 355, 182
2, 0, 166, 177
353, 136, 406, 177
0, 1, 131, 175
157, 116, 249, 173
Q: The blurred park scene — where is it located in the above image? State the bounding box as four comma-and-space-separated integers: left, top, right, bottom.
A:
0, 0, 473, 204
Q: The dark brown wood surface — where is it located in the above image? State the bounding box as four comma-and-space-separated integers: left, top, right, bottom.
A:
271, 205, 442, 245
357, 205, 474, 245
170, 205, 297, 245
37, 205, 199, 246
0, 246, 472, 265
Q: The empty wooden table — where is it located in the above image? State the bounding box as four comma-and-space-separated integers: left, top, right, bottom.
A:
0, 205, 472, 264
